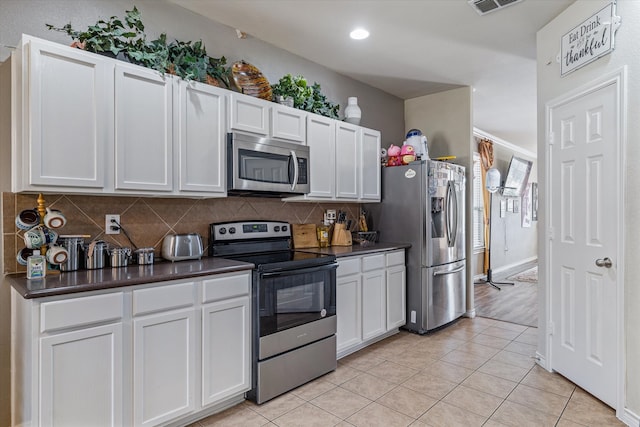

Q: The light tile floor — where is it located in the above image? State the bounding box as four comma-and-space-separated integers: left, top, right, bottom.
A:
191, 317, 624, 427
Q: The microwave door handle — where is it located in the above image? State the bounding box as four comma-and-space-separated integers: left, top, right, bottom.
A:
290, 150, 299, 191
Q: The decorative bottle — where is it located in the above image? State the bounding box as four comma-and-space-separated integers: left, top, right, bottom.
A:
344, 97, 362, 125
27, 249, 46, 279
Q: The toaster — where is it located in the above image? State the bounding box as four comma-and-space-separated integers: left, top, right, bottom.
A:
162, 233, 204, 261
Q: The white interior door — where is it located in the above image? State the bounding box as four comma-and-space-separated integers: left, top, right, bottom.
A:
548, 76, 622, 408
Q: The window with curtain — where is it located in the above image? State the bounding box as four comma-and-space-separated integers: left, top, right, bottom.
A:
472, 152, 485, 250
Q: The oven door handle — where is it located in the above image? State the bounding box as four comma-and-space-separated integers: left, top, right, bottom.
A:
260, 263, 336, 278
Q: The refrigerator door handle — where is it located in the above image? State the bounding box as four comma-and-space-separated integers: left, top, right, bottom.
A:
433, 265, 465, 276
446, 181, 457, 248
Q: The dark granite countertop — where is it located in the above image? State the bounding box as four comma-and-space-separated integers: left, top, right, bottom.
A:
4, 257, 255, 299
298, 242, 410, 258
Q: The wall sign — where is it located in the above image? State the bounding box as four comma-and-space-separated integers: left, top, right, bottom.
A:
560, 2, 621, 77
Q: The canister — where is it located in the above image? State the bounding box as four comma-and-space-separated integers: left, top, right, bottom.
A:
57, 235, 85, 271
110, 247, 131, 268
84, 240, 108, 269
135, 247, 155, 265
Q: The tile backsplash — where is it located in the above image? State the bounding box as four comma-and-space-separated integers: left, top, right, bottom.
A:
2, 192, 361, 274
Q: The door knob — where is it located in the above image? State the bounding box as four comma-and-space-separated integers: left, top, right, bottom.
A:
595, 257, 613, 268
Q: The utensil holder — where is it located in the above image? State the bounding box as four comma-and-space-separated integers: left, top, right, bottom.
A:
331, 223, 352, 246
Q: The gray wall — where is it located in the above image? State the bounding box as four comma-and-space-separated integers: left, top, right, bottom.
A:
0, 0, 404, 144
537, 0, 640, 417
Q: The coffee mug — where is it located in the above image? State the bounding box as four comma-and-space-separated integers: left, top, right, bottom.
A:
16, 247, 34, 266
15, 209, 40, 230
23, 225, 54, 249
44, 208, 67, 229
46, 245, 69, 265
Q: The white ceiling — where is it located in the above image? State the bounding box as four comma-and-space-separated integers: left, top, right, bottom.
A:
170, 0, 574, 153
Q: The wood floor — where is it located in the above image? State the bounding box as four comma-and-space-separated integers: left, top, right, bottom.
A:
474, 263, 538, 327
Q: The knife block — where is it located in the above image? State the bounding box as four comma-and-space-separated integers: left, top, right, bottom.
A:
331, 223, 352, 246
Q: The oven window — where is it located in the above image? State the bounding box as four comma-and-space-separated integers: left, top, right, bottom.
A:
259, 267, 336, 337
238, 149, 291, 184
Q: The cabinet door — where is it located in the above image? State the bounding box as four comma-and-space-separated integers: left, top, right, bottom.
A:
115, 63, 172, 191
27, 38, 110, 189
386, 265, 407, 330
40, 323, 123, 427
133, 308, 196, 427
362, 270, 386, 340
335, 122, 359, 199
176, 80, 226, 195
229, 93, 269, 136
271, 104, 306, 143
306, 114, 335, 198
337, 274, 362, 352
202, 296, 251, 407
360, 128, 381, 201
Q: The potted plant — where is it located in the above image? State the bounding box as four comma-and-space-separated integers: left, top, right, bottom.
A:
46, 6, 229, 86
271, 74, 312, 108
167, 39, 230, 87
271, 74, 340, 119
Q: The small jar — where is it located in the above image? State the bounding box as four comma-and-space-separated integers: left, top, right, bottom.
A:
317, 225, 330, 248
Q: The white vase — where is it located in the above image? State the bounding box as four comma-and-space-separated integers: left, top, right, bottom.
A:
344, 97, 361, 125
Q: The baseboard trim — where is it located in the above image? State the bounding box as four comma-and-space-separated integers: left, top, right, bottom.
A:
620, 407, 639, 427
535, 351, 548, 370
491, 256, 538, 276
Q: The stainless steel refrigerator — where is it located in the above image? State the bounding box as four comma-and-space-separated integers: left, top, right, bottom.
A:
368, 160, 466, 333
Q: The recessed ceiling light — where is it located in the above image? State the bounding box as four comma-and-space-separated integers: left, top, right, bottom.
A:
350, 28, 369, 40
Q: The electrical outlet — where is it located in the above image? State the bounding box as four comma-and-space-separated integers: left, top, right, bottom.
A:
105, 214, 120, 235
326, 210, 336, 221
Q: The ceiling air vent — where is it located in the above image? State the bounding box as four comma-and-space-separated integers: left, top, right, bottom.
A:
468, 0, 524, 15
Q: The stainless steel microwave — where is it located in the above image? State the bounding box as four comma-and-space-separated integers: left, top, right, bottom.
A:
227, 132, 310, 196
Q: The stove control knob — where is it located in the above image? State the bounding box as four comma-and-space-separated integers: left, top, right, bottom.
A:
274, 226, 280, 232
282, 225, 288, 232
219, 227, 226, 235
229, 227, 236, 234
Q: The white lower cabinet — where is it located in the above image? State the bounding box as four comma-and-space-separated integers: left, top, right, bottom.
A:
12, 271, 251, 427
39, 323, 124, 427
336, 249, 406, 358
133, 308, 197, 426
202, 297, 250, 406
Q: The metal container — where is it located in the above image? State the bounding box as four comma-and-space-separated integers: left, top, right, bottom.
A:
84, 240, 108, 270
110, 247, 131, 268
58, 235, 85, 272
134, 247, 155, 265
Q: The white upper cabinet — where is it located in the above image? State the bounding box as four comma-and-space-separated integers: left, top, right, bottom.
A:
115, 63, 173, 192
228, 93, 269, 136
6, 35, 382, 199
21, 36, 111, 190
360, 128, 381, 201
270, 103, 306, 143
305, 114, 335, 198
335, 122, 359, 200
175, 80, 227, 195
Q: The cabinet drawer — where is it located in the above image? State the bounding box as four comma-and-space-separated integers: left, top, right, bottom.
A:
362, 254, 385, 272
132, 281, 195, 316
337, 257, 361, 277
41, 292, 124, 333
202, 272, 250, 303
386, 250, 405, 267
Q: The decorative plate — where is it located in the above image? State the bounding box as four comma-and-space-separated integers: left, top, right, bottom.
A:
231, 61, 272, 100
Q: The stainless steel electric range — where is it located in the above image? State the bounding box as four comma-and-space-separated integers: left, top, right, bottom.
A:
210, 220, 337, 404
